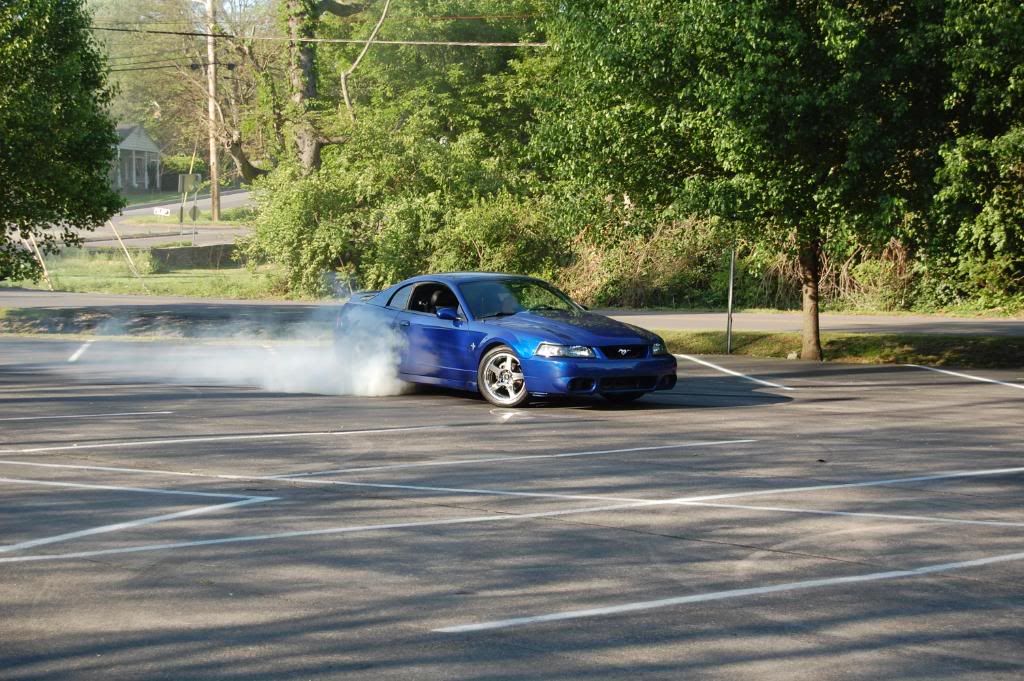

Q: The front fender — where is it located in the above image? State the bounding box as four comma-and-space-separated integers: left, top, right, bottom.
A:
473, 331, 537, 366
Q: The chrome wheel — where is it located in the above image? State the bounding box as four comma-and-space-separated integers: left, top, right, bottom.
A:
480, 349, 527, 406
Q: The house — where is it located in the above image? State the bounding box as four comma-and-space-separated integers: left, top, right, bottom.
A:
112, 124, 161, 192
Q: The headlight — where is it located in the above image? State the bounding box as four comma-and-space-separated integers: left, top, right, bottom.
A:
536, 343, 595, 358
652, 341, 668, 355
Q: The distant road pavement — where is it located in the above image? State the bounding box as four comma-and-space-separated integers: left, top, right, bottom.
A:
1, 288, 1021, 336
78, 190, 254, 248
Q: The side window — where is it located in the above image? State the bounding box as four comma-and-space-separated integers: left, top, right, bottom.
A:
387, 283, 415, 310
408, 283, 461, 315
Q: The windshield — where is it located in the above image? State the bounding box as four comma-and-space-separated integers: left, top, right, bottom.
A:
459, 279, 581, 319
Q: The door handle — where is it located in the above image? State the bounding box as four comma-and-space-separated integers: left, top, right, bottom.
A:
399, 320, 410, 327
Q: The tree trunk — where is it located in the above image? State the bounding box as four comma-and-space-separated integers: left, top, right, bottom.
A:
226, 132, 268, 182
797, 234, 823, 361
286, 1, 323, 175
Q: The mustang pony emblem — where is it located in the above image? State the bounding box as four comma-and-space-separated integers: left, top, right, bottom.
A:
617, 348, 630, 356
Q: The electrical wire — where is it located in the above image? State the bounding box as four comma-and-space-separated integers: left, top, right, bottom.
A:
91, 25, 548, 48
109, 64, 186, 73
107, 51, 188, 61
106, 57, 185, 68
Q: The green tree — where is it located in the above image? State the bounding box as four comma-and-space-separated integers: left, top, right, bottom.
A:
537, 1, 948, 358
1, 0, 123, 280
930, 0, 1024, 303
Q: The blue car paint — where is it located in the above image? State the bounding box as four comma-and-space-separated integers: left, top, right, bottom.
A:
336, 273, 678, 398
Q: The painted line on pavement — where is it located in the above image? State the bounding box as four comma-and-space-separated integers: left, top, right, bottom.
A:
0, 499, 665, 564
0, 411, 173, 422
683, 500, 1024, 529
0, 476, 265, 500
67, 341, 94, 363
905, 364, 1024, 392
0, 497, 270, 554
0, 423, 479, 454
434, 550, 1024, 633
3, 459, 1023, 508
2, 466, 1022, 563
674, 466, 1024, 503
275, 439, 758, 478
674, 354, 795, 391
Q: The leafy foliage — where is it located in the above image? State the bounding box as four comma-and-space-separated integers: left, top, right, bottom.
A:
0, 0, 123, 280
97, 0, 1022, 317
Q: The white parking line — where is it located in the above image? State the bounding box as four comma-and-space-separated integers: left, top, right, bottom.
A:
0, 499, 665, 564
434, 550, 1024, 633
0, 498, 269, 554
3, 460, 1023, 508
675, 466, 1024, 503
0, 424, 466, 454
684, 500, 1024, 528
0, 411, 173, 422
67, 341, 94, 363
0, 476, 260, 499
275, 440, 758, 478
674, 354, 795, 391
1, 464, 1022, 563
905, 364, 1024, 392
0, 477, 275, 556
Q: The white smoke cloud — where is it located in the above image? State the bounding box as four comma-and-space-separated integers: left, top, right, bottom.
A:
74, 306, 409, 397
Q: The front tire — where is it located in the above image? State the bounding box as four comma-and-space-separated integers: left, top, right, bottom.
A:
478, 345, 529, 407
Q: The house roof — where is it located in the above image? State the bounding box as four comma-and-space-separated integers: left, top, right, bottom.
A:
115, 124, 161, 154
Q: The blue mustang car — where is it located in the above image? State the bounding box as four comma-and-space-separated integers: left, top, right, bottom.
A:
337, 273, 677, 406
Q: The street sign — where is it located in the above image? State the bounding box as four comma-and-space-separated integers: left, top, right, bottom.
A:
153, 207, 172, 217
177, 173, 202, 193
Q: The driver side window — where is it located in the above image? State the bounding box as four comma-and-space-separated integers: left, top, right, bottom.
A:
408, 283, 461, 316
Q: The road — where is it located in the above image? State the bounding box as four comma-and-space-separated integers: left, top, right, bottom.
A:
1, 287, 1022, 336
1, 337, 1021, 680
80, 190, 254, 249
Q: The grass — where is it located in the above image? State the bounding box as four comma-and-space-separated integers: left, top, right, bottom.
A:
0, 248, 294, 300
121, 190, 181, 206
656, 329, 1024, 369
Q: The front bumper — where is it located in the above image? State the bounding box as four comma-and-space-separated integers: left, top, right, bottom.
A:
523, 355, 678, 396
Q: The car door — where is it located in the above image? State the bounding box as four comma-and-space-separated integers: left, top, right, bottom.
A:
397, 282, 475, 385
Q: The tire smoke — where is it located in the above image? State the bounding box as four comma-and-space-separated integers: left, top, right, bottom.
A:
73, 306, 409, 397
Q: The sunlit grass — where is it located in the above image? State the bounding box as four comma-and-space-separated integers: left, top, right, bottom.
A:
657, 329, 1024, 369
1, 248, 293, 300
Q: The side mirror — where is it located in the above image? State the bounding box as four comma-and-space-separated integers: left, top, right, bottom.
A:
436, 306, 459, 321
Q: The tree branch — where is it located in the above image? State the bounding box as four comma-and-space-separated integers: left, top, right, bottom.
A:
341, 0, 391, 121
316, 0, 370, 19
225, 131, 269, 182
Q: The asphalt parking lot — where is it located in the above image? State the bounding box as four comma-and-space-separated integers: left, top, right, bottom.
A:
1, 337, 1022, 680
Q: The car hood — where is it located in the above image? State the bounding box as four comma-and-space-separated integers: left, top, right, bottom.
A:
483, 310, 658, 345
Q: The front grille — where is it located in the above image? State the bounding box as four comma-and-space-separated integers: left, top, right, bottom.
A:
599, 376, 657, 391
600, 345, 649, 360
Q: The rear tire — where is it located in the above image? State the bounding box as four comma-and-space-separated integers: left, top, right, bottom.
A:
478, 345, 529, 407
602, 391, 645, 404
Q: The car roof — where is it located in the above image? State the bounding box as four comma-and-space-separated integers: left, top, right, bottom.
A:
403, 272, 538, 285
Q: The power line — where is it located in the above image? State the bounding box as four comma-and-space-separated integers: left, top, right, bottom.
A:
92, 19, 199, 27
108, 51, 188, 61
417, 14, 537, 21
91, 25, 548, 48
109, 64, 185, 73
107, 57, 185, 67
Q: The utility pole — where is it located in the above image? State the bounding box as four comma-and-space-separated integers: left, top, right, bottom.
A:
206, 0, 220, 221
